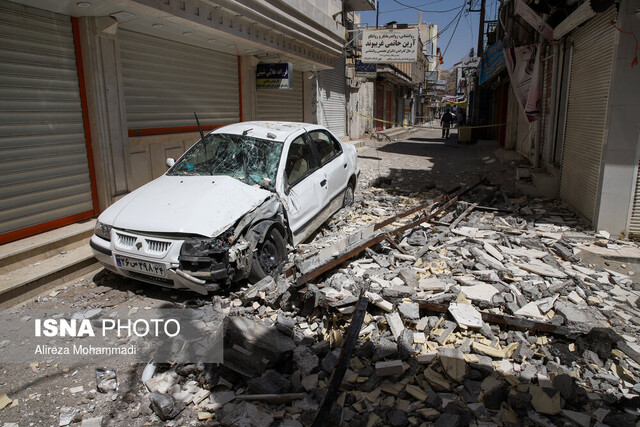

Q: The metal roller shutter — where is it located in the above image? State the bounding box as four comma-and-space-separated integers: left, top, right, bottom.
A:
0, 0, 94, 236
256, 70, 303, 122
317, 56, 346, 137
628, 146, 640, 237
119, 30, 239, 130
559, 7, 617, 221
540, 51, 553, 162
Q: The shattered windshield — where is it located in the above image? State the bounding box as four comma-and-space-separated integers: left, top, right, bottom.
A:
167, 133, 284, 189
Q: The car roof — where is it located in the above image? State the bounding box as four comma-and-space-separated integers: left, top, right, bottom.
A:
212, 121, 322, 142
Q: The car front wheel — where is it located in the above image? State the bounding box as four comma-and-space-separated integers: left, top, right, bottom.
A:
342, 183, 355, 207
249, 228, 287, 283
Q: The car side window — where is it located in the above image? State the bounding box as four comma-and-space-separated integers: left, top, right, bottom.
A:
308, 130, 342, 165
285, 136, 316, 186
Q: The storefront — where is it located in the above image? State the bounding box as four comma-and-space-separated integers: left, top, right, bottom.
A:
0, 0, 97, 243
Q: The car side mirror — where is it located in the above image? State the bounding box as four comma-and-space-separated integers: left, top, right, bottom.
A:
166, 158, 175, 168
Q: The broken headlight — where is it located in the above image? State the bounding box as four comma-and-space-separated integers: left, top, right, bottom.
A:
179, 229, 236, 282
94, 221, 112, 241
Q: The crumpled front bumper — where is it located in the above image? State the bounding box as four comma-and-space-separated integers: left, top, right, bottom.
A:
90, 234, 214, 295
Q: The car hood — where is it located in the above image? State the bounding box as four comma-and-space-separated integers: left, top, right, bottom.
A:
99, 175, 273, 237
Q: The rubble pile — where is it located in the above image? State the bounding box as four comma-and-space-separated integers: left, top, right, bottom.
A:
135, 185, 640, 426
4, 182, 640, 426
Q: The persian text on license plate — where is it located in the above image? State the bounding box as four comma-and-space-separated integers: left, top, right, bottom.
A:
115, 255, 167, 277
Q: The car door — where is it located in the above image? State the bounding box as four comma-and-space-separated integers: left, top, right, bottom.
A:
278, 135, 327, 245
306, 129, 349, 213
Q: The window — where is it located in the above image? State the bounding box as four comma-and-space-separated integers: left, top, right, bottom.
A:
308, 130, 342, 165
168, 133, 283, 189
285, 136, 316, 186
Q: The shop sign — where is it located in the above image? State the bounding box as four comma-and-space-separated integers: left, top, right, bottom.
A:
256, 63, 293, 89
461, 57, 480, 68
355, 60, 377, 78
425, 71, 438, 82
478, 40, 506, 85
361, 28, 419, 63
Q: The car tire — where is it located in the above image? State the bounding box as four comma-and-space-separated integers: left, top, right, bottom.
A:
342, 183, 355, 207
248, 228, 287, 283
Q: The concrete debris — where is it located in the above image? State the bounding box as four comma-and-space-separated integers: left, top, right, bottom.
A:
59, 407, 78, 426
18, 182, 640, 426
438, 347, 467, 382
385, 311, 405, 340
95, 368, 117, 393
529, 385, 561, 415
80, 417, 103, 427
375, 360, 404, 377
398, 302, 420, 320
221, 401, 274, 427
448, 301, 483, 328
0, 393, 12, 411
460, 283, 500, 303
149, 391, 185, 421
293, 346, 319, 377
247, 369, 291, 395
225, 184, 640, 425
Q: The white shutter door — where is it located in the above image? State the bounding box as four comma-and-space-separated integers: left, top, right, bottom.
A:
559, 8, 617, 221
628, 147, 640, 237
540, 54, 552, 162
119, 30, 239, 130
317, 56, 346, 137
256, 71, 303, 122
0, 0, 94, 236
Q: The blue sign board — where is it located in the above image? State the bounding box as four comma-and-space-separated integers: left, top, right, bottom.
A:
355, 60, 377, 78
479, 40, 506, 85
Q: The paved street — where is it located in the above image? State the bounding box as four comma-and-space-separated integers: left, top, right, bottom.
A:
357, 125, 509, 193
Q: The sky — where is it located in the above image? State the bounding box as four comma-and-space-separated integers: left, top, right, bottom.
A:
356, 0, 500, 70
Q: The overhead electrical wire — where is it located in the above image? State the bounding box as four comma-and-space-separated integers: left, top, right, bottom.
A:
391, 0, 465, 13
380, 0, 449, 14
414, 1, 467, 46
465, 11, 475, 50
441, 4, 466, 57
371, 0, 472, 67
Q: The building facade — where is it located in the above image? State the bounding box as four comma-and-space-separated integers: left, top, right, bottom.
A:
0, 0, 361, 244
484, 0, 640, 238
346, 20, 428, 137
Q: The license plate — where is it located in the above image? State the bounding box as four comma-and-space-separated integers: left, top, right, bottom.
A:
115, 254, 167, 278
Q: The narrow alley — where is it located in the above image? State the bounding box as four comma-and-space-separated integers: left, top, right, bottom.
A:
1, 128, 639, 426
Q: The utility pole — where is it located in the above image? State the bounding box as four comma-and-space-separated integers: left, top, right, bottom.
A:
475, 0, 486, 57
469, 0, 486, 128
376, 1, 379, 29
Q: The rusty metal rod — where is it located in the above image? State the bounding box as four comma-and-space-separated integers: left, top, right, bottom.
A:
417, 301, 579, 338
374, 193, 448, 231
373, 184, 463, 231
384, 234, 408, 255
312, 295, 368, 427
449, 202, 480, 230
295, 234, 388, 286
294, 179, 484, 287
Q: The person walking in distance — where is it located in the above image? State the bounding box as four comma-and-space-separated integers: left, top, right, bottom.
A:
441, 108, 453, 139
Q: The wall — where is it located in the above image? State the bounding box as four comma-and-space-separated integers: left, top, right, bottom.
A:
505, 85, 534, 158
129, 133, 200, 190
77, 17, 131, 211
347, 80, 374, 139
240, 56, 260, 122
304, 71, 314, 124
595, 0, 640, 237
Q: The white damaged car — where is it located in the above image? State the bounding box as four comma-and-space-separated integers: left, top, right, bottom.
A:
90, 122, 359, 294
